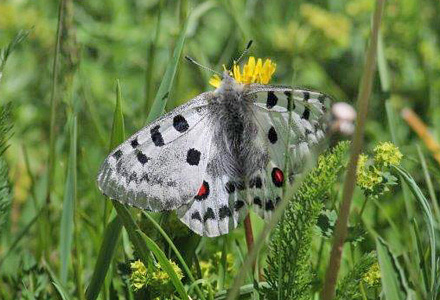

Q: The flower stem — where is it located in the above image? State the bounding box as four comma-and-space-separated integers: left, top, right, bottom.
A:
321, 1, 385, 299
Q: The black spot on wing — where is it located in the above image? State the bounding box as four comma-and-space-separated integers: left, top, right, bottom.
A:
203, 208, 215, 222
151, 125, 165, 147
268, 126, 278, 144
112, 150, 123, 160
253, 197, 262, 207
266, 91, 278, 109
303, 91, 310, 101
141, 173, 149, 182
173, 115, 189, 133
130, 138, 139, 148
187, 148, 201, 166
265, 199, 275, 211
249, 176, 262, 189
191, 211, 202, 222
136, 151, 150, 165
219, 206, 232, 219
234, 200, 245, 211
302, 108, 310, 120
225, 181, 235, 194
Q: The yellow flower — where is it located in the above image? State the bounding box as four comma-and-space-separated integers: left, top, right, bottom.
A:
209, 56, 276, 88
209, 74, 222, 88
357, 154, 383, 191
374, 142, 403, 167
363, 262, 381, 286
130, 260, 148, 291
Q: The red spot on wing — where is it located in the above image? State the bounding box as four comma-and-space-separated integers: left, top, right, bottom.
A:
272, 168, 284, 187
198, 183, 207, 197
195, 181, 210, 200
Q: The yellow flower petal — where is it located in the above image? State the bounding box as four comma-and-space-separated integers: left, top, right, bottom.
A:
209, 74, 222, 88
209, 56, 277, 87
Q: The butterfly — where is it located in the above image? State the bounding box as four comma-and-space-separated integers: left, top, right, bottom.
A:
97, 57, 334, 237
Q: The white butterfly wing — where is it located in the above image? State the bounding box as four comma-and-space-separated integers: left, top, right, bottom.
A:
97, 92, 215, 211
245, 85, 331, 218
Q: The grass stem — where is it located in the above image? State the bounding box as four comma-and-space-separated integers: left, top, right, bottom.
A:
320, 1, 385, 299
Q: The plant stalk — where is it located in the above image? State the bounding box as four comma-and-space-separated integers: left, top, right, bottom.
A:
320, 1, 385, 299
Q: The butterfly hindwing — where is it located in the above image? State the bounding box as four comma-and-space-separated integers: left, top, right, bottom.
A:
97, 92, 215, 211
245, 85, 331, 218
177, 174, 248, 237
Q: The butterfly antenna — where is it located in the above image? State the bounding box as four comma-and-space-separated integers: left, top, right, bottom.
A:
185, 56, 221, 76
234, 40, 253, 65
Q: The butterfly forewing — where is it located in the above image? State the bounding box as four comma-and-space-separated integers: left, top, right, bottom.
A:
97, 92, 214, 211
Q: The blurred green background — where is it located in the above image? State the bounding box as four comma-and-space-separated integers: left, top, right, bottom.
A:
1, 0, 440, 298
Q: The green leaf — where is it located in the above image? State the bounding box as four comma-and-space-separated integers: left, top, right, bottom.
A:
85, 216, 122, 300
376, 237, 405, 300
44, 259, 73, 300
109, 79, 125, 151
137, 230, 189, 300
393, 166, 437, 292
86, 81, 126, 300
142, 212, 206, 300
146, 17, 188, 124
59, 115, 77, 284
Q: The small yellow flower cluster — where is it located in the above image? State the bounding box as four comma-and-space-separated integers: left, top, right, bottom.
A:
129, 259, 184, 293
356, 142, 403, 193
130, 260, 148, 291
374, 142, 403, 167
209, 56, 276, 88
151, 261, 184, 288
357, 154, 383, 191
363, 262, 381, 286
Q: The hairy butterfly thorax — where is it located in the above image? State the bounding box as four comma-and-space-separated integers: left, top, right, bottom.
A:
97, 55, 353, 237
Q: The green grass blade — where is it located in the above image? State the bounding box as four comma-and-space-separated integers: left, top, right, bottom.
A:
52, 282, 72, 300
142, 212, 206, 300
111, 202, 151, 265
86, 80, 125, 300
411, 219, 430, 295
59, 115, 78, 283
145, 17, 188, 124
43, 259, 73, 300
377, 29, 390, 93
109, 79, 125, 151
85, 216, 122, 300
394, 166, 436, 292
376, 237, 406, 300
137, 230, 189, 300
417, 145, 440, 221
144, 0, 163, 115
104, 79, 125, 223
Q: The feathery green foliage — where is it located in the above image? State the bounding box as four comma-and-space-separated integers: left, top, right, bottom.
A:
263, 141, 350, 299
335, 253, 378, 300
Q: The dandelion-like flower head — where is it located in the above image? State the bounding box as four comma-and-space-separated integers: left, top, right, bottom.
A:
209, 56, 276, 88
